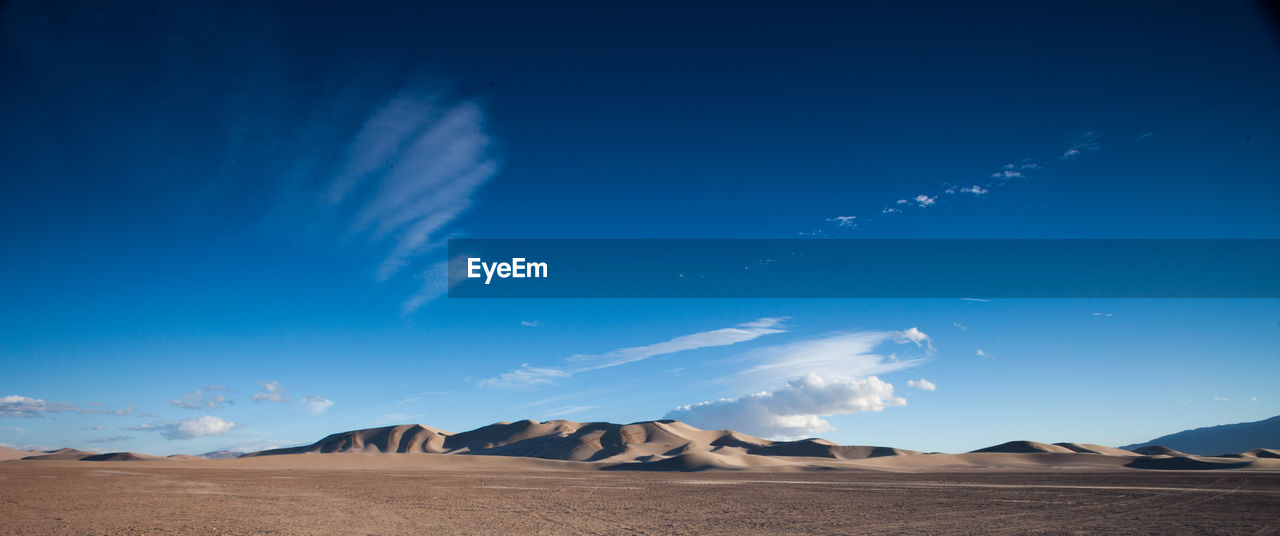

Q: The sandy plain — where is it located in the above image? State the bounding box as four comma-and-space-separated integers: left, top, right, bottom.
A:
2, 456, 1279, 535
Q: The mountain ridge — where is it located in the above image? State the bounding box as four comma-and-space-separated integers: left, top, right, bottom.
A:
242, 419, 921, 464
1120, 414, 1280, 456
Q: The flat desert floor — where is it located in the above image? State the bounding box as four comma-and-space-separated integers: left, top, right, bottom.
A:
2, 459, 1280, 535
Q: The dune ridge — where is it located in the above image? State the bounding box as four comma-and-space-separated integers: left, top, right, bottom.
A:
242, 419, 920, 469
8, 419, 1279, 472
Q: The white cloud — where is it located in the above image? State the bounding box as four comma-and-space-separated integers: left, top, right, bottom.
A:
1213, 396, 1229, 401
976, 348, 991, 358
952, 322, 967, 331
520, 320, 542, 327
321, 95, 501, 284
881, 207, 902, 214
991, 170, 1022, 180
125, 416, 236, 440
480, 318, 788, 388
729, 328, 929, 389
302, 395, 334, 415
251, 381, 291, 403
896, 199, 908, 205
0, 395, 79, 418
1092, 312, 1113, 317
165, 389, 233, 410
666, 374, 906, 438
960, 185, 988, 195
913, 194, 935, 207
893, 327, 932, 348
907, 378, 937, 391
826, 215, 857, 228
0, 395, 132, 418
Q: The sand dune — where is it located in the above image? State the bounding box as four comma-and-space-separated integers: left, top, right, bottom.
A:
10, 419, 1278, 473
0, 446, 33, 460
81, 452, 166, 462
21, 448, 97, 461
1130, 445, 1186, 456
1124, 455, 1258, 470
244, 419, 919, 466
1246, 448, 1280, 458
1053, 442, 1138, 456
970, 440, 1076, 454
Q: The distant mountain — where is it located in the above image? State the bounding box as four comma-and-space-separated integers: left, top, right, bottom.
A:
243, 419, 919, 467
1121, 415, 1280, 456
198, 450, 245, 460
969, 440, 1136, 456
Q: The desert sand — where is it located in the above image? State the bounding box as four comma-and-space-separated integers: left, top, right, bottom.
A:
3, 420, 1279, 534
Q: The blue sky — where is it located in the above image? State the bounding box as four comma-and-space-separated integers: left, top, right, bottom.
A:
1, 1, 1277, 455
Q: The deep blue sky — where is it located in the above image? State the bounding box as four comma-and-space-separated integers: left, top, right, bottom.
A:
1, 1, 1277, 454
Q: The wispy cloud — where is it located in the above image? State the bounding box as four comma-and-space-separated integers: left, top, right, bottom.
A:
396, 391, 451, 405
124, 416, 236, 440
251, 381, 290, 403
165, 389, 233, 410
827, 131, 1112, 230
1060, 131, 1101, 160
0, 395, 134, 418
666, 374, 906, 438
825, 215, 857, 228
85, 435, 133, 444
520, 320, 542, 328
338, 100, 499, 286
727, 328, 929, 388
1091, 312, 1114, 317
975, 348, 991, 359
401, 260, 454, 315
480, 317, 789, 388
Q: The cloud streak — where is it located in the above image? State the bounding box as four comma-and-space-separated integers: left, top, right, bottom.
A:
165, 389, 233, 410
826, 131, 1110, 229
0, 395, 134, 418
480, 318, 789, 388
125, 416, 236, 440
729, 328, 930, 388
